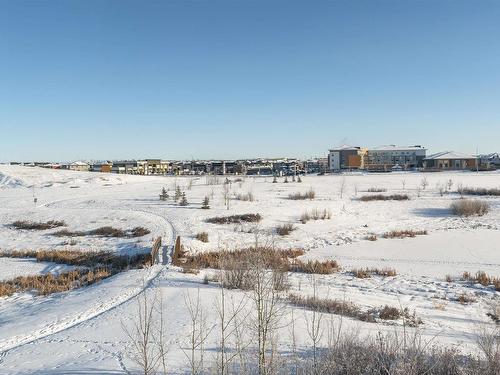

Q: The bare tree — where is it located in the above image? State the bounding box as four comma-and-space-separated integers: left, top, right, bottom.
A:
182, 289, 213, 375
401, 179, 406, 191
122, 289, 167, 375
339, 176, 346, 199
222, 183, 231, 210
247, 249, 287, 375
305, 276, 324, 373
420, 176, 429, 190
214, 278, 247, 375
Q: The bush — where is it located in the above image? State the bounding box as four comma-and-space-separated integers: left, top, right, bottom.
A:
365, 235, 378, 241
89, 226, 127, 237
360, 194, 409, 201
288, 189, 316, 200
195, 232, 209, 243
276, 223, 296, 236
52, 229, 86, 237
12, 220, 66, 230
291, 260, 340, 274
367, 187, 387, 192
451, 199, 490, 217
457, 187, 500, 196
206, 213, 262, 224
462, 271, 500, 290
235, 192, 255, 202
383, 229, 427, 239
352, 267, 397, 278
300, 208, 331, 224
378, 305, 401, 320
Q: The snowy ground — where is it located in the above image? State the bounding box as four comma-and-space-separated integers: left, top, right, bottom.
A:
0, 165, 499, 374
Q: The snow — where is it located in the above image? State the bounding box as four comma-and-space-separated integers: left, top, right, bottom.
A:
0, 165, 498, 373
0, 258, 74, 282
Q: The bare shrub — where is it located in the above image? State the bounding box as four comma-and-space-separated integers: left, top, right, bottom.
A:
206, 214, 262, 224
195, 232, 209, 243
291, 260, 340, 275
378, 305, 401, 320
383, 229, 428, 239
288, 293, 375, 323
365, 235, 377, 241
235, 192, 254, 202
288, 189, 315, 200
52, 229, 86, 237
367, 187, 387, 192
352, 267, 397, 278
130, 227, 151, 237
12, 220, 66, 230
462, 271, 500, 290
276, 223, 296, 236
457, 187, 500, 196
451, 199, 490, 216
300, 208, 331, 223
360, 194, 409, 201
89, 226, 126, 237
457, 292, 476, 304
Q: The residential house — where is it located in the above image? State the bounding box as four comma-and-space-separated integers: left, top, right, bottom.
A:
479, 153, 500, 169
423, 151, 478, 170
69, 161, 90, 172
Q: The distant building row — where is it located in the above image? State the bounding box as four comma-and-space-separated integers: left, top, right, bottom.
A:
328, 145, 498, 172
11, 158, 328, 176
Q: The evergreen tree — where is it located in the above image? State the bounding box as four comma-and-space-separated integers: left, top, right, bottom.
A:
179, 192, 188, 206
175, 186, 182, 201
159, 187, 168, 201
201, 196, 210, 209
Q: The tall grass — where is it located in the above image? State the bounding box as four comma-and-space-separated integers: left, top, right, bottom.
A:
451, 200, 490, 217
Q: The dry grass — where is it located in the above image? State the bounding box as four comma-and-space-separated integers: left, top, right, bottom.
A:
195, 232, 209, 243
206, 213, 262, 224
276, 223, 296, 236
288, 189, 316, 200
457, 292, 476, 304
383, 229, 428, 239
451, 199, 490, 217
300, 208, 332, 224
0, 268, 111, 297
290, 260, 340, 274
360, 194, 409, 201
53, 226, 151, 238
0, 250, 151, 271
378, 305, 401, 320
457, 187, 500, 196
352, 267, 397, 278
12, 220, 66, 230
365, 235, 378, 241
462, 271, 500, 291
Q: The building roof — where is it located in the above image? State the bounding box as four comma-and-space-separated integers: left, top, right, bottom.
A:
369, 145, 425, 151
424, 151, 477, 160
329, 144, 360, 152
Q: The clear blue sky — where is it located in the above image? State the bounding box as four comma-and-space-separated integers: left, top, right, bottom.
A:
1, 0, 499, 162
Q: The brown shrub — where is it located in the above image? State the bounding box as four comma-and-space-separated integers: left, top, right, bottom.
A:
300, 208, 331, 224
276, 223, 296, 236
462, 271, 500, 291
365, 235, 378, 241
291, 260, 340, 275
52, 229, 86, 237
378, 305, 401, 320
360, 194, 409, 202
457, 187, 500, 196
195, 232, 209, 243
288, 189, 315, 200
130, 227, 151, 237
383, 230, 428, 239
89, 226, 127, 237
206, 214, 262, 224
352, 267, 397, 278
457, 293, 476, 304
451, 199, 489, 217
12, 220, 66, 230
288, 293, 375, 323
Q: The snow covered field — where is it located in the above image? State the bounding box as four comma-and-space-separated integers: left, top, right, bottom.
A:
0, 165, 499, 374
